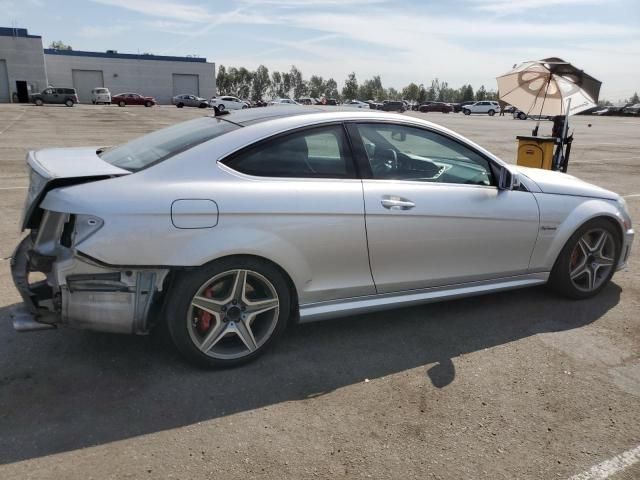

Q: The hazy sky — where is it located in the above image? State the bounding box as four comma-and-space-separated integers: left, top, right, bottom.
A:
2, 0, 639, 100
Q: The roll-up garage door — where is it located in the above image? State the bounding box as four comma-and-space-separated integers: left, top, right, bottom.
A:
0, 60, 10, 103
173, 74, 199, 96
72, 69, 104, 103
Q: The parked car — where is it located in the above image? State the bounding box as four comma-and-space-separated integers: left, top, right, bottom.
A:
91, 88, 111, 105
462, 101, 500, 116
367, 101, 383, 110
11, 107, 634, 367
267, 98, 301, 106
30, 87, 79, 107
419, 102, 452, 113
623, 103, 640, 115
344, 100, 370, 109
172, 94, 209, 108
209, 96, 248, 112
380, 100, 405, 112
512, 110, 551, 121
112, 93, 156, 107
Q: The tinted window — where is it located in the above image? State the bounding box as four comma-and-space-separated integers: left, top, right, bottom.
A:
100, 117, 239, 172
225, 125, 355, 179
356, 123, 494, 186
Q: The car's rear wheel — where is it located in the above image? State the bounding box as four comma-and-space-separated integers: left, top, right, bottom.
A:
463, 109, 471, 115
488, 109, 495, 116
549, 218, 620, 299
218, 104, 225, 112
118, 100, 126, 107
166, 257, 291, 367
65, 99, 74, 107
35, 99, 44, 106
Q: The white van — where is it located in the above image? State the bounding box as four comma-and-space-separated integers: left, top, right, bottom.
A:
91, 88, 112, 105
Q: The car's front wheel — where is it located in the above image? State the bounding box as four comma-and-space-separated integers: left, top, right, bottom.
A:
549, 218, 621, 299
166, 257, 291, 367
118, 100, 126, 107
488, 109, 495, 116
144, 101, 153, 107
463, 109, 471, 115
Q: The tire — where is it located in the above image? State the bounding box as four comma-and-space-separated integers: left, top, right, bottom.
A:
548, 218, 621, 300
118, 100, 126, 107
242, 105, 248, 109
463, 109, 471, 115
145, 101, 152, 107
488, 109, 495, 116
65, 99, 74, 107
35, 99, 44, 106
218, 104, 225, 112
177, 103, 184, 108
92, 100, 96, 105
199, 103, 208, 109
518, 112, 527, 120
165, 257, 292, 368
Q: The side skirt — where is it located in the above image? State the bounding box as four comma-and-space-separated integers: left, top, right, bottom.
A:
298, 272, 549, 323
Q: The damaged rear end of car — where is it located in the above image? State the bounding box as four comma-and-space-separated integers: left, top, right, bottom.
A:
11, 148, 169, 335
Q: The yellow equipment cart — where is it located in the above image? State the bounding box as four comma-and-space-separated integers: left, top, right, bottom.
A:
516, 135, 556, 170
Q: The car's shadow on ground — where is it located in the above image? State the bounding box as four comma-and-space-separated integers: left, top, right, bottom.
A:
0, 284, 621, 464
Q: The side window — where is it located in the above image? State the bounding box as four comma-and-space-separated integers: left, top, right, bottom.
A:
56, 88, 64, 94
225, 125, 355, 179
355, 123, 494, 186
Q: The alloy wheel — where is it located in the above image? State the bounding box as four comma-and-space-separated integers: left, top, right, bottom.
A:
187, 269, 280, 360
569, 228, 616, 292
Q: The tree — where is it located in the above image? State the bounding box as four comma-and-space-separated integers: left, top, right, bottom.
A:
387, 87, 400, 100
342, 72, 359, 101
460, 84, 474, 102
417, 84, 428, 104
476, 85, 487, 101
290, 66, 307, 99
325, 78, 339, 99
402, 83, 420, 102
216, 65, 231, 95
308, 75, 325, 98
49, 40, 72, 50
270, 71, 283, 98
251, 65, 270, 101
631, 92, 640, 104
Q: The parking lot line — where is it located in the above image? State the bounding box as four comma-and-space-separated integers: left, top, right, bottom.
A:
0, 186, 27, 190
0, 109, 27, 135
568, 445, 640, 480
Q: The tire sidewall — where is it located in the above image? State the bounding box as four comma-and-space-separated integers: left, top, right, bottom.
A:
549, 218, 621, 299
165, 257, 292, 367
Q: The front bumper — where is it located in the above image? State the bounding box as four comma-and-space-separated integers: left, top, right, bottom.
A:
617, 227, 634, 271
10, 212, 169, 334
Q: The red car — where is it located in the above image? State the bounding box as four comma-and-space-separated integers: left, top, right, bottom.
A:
112, 92, 156, 107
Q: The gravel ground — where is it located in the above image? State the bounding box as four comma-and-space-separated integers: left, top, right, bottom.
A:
0, 104, 638, 480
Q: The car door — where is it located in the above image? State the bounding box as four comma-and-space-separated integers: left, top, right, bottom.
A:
348, 122, 540, 294
220, 123, 375, 303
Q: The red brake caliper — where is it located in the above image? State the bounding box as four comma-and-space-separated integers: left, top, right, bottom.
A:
197, 287, 214, 334
570, 247, 579, 269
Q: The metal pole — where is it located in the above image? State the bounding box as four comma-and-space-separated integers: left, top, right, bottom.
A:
558, 97, 571, 171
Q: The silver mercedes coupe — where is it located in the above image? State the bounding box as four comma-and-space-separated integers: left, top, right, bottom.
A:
11, 107, 634, 367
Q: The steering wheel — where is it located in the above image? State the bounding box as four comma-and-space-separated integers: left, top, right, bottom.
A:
372, 148, 399, 176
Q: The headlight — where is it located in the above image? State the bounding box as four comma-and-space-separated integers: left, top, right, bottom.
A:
73, 214, 104, 245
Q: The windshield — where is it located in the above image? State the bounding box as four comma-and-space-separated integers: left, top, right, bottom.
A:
94, 89, 108, 94
100, 117, 239, 172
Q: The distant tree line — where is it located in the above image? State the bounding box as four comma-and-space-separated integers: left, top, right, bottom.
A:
216, 64, 500, 103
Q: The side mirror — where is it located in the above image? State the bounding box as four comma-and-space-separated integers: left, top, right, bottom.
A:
498, 166, 520, 190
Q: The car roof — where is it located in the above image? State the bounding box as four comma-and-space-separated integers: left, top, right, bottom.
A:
217, 105, 382, 126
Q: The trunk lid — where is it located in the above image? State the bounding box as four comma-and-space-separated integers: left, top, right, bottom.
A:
22, 147, 130, 230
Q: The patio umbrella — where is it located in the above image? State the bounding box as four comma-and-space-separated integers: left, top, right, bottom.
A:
496, 57, 601, 117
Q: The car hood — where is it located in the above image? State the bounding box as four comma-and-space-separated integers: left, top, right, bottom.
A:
515, 166, 618, 200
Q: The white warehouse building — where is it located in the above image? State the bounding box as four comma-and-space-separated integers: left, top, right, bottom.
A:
0, 26, 216, 104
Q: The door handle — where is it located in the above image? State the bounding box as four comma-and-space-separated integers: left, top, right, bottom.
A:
380, 196, 415, 210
